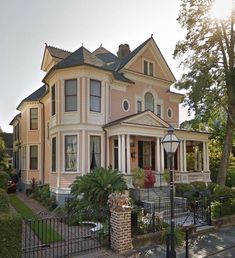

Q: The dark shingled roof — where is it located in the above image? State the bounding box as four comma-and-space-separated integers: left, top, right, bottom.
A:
92, 46, 118, 64
54, 46, 104, 69
9, 113, 21, 125
17, 85, 48, 109
47, 45, 71, 59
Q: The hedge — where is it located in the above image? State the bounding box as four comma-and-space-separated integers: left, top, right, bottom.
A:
0, 171, 10, 190
0, 213, 22, 258
0, 188, 9, 213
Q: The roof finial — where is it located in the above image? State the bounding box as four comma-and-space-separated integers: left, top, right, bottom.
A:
100, 43, 102, 47
45, 42, 47, 47
151, 33, 153, 38
82, 43, 83, 46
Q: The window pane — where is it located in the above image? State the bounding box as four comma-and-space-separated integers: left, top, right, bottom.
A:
145, 92, 154, 112
90, 136, 101, 169
90, 96, 101, 112
137, 101, 142, 113
30, 145, 38, 170
30, 108, 38, 130
157, 104, 161, 117
51, 85, 56, 116
65, 96, 77, 111
65, 80, 77, 94
90, 80, 101, 96
144, 61, 148, 75
65, 135, 77, 171
149, 62, 154, 76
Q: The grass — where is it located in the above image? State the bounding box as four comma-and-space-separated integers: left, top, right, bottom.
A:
9, 195, 63, 244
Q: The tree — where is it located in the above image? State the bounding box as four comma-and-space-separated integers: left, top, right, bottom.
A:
174, 0, 235, 185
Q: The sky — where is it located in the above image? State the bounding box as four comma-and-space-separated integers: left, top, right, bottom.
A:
0, 0, 189, 133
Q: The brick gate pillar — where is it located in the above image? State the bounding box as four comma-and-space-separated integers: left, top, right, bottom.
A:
108, 192, 133, 253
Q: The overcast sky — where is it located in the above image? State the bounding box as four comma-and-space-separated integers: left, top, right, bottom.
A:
0, 0, 189, 133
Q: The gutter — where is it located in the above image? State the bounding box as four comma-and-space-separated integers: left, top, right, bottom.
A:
39, 99, 45, 184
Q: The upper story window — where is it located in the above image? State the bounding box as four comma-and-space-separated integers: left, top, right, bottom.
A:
30, 145, 38, 170
143, 60, 154, 76
137, 100, 142, 113
51, 85, 56, 116
167, 108, 173, 119
65, 135, 77, 171
13, 124, 19, 141
90, 79, 101, 112
122, 100, 130, 112
157, 104, 161, 117
65, 79, 77, 112
144, 92, 154, 112
30, 108, 38, 130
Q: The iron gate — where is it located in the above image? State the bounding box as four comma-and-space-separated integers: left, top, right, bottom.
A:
22, 209, 110, 258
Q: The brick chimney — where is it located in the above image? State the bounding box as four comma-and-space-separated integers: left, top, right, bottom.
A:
117, 44, 131, 58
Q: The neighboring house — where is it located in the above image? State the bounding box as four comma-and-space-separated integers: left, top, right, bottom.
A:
10, 37, 211, 203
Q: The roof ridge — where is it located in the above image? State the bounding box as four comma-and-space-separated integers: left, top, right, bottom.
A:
47, 45, 71, 54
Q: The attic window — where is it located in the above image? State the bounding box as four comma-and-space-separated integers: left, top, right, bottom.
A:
122, 99, 130, 112
143, 60, 154, 76
167, 108, 173, 119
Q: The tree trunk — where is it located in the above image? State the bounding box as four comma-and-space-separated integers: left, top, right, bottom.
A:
217, 113, 235, 185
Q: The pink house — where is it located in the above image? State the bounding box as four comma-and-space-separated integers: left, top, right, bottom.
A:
10, 37, 210, 203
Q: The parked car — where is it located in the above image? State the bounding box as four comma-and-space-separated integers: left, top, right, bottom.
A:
7, 180, 16, 193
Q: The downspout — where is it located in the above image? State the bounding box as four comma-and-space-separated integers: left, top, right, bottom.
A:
103, 127, 107, 169
39, 98, 45, 184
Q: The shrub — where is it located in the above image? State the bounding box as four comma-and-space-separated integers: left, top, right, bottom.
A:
0, 188, 9, 213
0, 213, 22, 258
162, 227, 185, 247
213, 185, 235, 198
0, 172, 10, 190
211, 198, 235, 218
132, 168, 145, 188
191, 181, 207, 191
207, 182, 218, 194
175, 183, 194, 196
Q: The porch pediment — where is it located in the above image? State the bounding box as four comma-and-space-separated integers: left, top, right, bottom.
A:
104, 110, 169, 129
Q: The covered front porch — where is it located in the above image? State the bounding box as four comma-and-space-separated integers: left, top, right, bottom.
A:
104, 111, 211, 185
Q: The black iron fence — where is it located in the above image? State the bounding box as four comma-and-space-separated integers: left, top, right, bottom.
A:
22, 209, 110, 258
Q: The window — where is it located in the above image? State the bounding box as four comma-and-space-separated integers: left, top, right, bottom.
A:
30, 145, 38, 170
51, 85, 56, 115
137, 101, 142, 113
122, 100, 130, 112
90, 80, 101, 112
90, 136, 101, 169
113, 139, 118, 170
157, 104, 161, 117
21, 146, 26, 170
52, 137, 56, 172
65, 79, 77, 112
65, 135, 77, 171
143, 60, 154, 76
145, 92, 154, 112
14, 124, 19, 141
167, 108, 173, 118
30, 108, 38, 130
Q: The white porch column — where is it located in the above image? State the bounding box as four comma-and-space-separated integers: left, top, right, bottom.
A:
106, 136, 110, 168
206, 142, 210, 171
160, 139, 165, 172
156, 137, 160, 172
121, 134, 126, 173
126, 134, 131, 174
194, 147, 198, 171
118, 135, 122, 172
203, 141, 206, 171
179, 140, 183, 171
183, 140, 187, 172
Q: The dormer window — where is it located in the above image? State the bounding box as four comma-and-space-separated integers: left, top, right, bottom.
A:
143, 60, 154, 76
145, 92, 154, 112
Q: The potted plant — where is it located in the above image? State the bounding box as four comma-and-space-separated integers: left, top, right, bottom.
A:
144, 170, 156, 188
132, 168, 145, 188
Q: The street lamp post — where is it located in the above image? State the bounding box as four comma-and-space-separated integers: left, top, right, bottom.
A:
161, 127, 179, 258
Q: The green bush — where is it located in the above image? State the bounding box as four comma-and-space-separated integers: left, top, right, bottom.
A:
211, 198, 235, 218
213, 185, 235, 198
0, 188, 9, 213
191, 181, 207, 191
162, 227, 185, 247
175, 183, 194, 196
0, 213, 22, 258
0, 171, 10, 190
207, 182, 218, 194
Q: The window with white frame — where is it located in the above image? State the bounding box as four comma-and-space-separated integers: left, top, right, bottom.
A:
21, 146, 26, 170
65, 135, 77, 171
65, 79, 77, 112
145, 92, 154, 112
90, 79, 101, 112
52, 137, 56, 172
30, 145, 38, 170
157, 104, 161, 117
90, 136, 101, 169
30, 108, 38, 130
137, 100, 142, 113
143, 60, 154, 76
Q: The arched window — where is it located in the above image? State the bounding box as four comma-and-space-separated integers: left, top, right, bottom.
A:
145, 92, 154, 112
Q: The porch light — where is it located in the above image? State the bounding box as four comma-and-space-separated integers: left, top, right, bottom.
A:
161, 127, 179, 155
